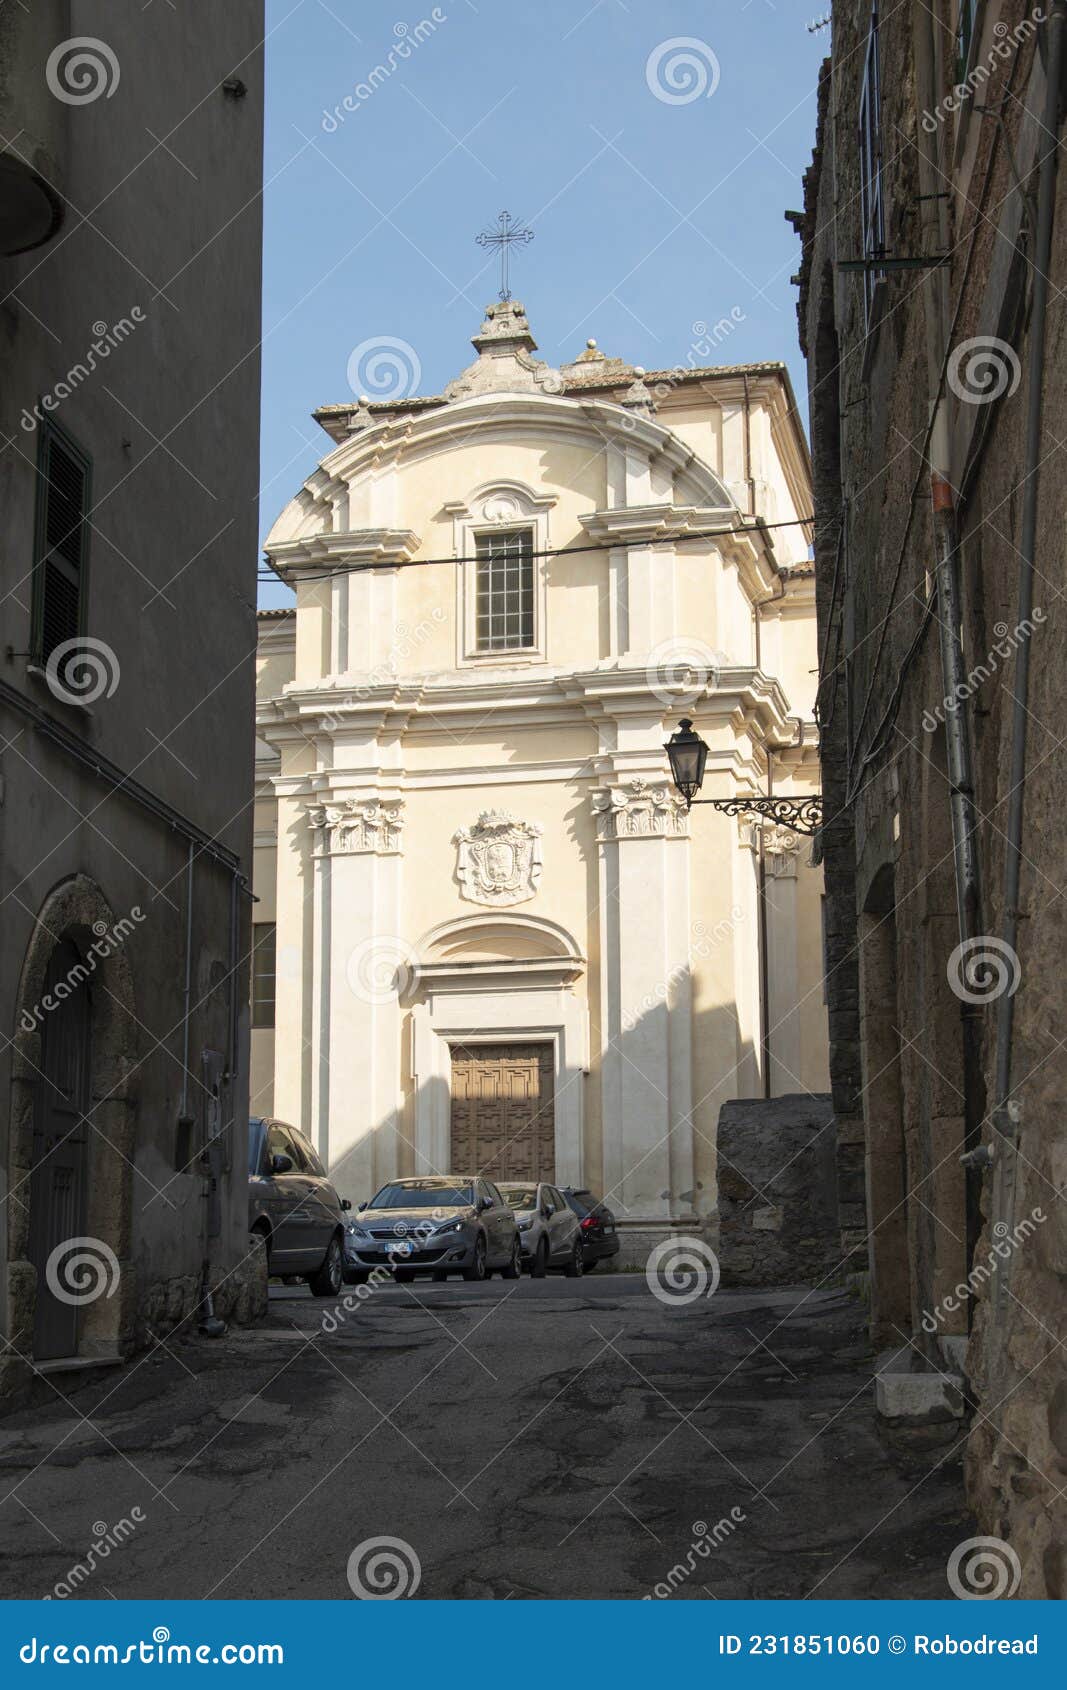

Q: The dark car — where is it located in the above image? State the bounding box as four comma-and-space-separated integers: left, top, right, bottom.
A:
561, 1187, 620, 1269
248, 1117, 350, 1296
344, 1175, 520, 1284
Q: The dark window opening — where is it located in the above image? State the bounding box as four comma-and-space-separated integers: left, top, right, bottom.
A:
31, 418, 91, 669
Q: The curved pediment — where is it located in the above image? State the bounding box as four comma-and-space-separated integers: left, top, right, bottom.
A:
264, 389, 739, 557
418, 911, 583, 967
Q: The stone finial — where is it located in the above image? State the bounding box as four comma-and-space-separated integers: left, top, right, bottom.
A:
444, 300, 563, 400
619, 366, 656, 420
345, 394, 375, 433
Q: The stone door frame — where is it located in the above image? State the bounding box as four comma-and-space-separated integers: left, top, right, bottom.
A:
6, 876, 138, 1375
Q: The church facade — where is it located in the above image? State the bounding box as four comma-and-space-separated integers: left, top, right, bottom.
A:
252, 301, 829, 1260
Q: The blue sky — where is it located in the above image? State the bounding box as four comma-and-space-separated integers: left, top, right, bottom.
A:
259, 0, 830, 606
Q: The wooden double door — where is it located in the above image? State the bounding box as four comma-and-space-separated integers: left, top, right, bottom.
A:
449, 1043, 555, 1181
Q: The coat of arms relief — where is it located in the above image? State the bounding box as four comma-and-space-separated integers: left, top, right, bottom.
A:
454, 810, 543, 907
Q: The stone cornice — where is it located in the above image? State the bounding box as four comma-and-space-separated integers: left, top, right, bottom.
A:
257, 661, 801, 750
266, 528, 421, 580
579, 504, 735, 546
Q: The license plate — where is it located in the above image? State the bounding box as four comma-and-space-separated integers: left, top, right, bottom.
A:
386, 1241, 413, 1256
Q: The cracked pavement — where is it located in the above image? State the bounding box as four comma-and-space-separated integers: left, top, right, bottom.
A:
0, 1278, 972, 1599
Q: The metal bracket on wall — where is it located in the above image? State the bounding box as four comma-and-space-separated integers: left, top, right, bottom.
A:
837, 254, 952, 272
991, 1099, 1022, 1321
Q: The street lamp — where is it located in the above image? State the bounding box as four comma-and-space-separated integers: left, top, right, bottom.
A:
664, 718, 708, 808
663, 718, 824, 837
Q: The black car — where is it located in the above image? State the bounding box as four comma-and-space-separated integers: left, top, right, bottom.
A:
248, 1117, 350, 1296
561, 1187, 620, 1268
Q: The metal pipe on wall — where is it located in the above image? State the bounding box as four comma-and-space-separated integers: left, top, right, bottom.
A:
992, 0, 1065, 1145
913, 0, 987, 1290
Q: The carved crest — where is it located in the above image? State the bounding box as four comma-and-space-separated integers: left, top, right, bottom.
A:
454, 810, 543, 907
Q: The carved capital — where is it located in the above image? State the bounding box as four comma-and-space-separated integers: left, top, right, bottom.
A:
305, 797, 405, 856
592, 778, 690, 841
736, 814, 805, 873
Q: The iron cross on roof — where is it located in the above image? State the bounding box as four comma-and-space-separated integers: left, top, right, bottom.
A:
476, 210, 534, 302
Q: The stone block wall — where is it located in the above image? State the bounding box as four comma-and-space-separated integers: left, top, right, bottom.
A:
717, 1094, 840, 1286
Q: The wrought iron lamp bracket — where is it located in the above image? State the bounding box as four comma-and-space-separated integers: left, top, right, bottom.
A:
686, 795, 823, 837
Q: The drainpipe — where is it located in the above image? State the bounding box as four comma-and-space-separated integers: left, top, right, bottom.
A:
932, 476, 986, 1284
179, 841, 195, 1130
914, 1, 987, 1287
991, 0, 1065, 1159
741, 373, 756, 517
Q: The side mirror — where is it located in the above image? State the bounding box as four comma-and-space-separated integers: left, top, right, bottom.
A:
341, 1199, 352, 1212
271, 1152, 293, 1174
357, 1200, 368, 1212
477, 1195, 492, 1213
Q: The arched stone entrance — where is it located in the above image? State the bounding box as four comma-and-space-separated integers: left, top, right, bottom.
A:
6, 876, 138, 1377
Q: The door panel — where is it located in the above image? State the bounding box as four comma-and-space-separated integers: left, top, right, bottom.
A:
265, 1123, 320, 1269
450, 1045, 554, 1183
30, 941, 92, 1360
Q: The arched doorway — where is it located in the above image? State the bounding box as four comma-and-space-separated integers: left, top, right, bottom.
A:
29, 940, 92, 1359
7, 877, 138, 1369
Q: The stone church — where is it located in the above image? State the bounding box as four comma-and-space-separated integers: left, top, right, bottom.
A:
252, 299, 828, 1260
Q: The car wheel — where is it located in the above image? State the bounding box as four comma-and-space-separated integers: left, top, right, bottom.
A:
531, 1238, 548, 1279
582, 1257, 599, 1272
563, 1239, 584, 1278
343, 1267, 369, 1286
501, 1238, 521, 1280
307, 1233, 344, 1297
462, 1236, 487, 1282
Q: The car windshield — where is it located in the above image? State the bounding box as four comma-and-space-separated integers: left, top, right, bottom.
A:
370, 1181, 474, 1209
499, 1185, 536, 1209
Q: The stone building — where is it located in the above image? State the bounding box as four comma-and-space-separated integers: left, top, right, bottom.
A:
794, 0, 1067, 1597
253, 300, 830, 1264
0, 4, 264, 1389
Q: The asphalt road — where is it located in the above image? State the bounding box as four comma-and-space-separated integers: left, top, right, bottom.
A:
0, 1275, 971, 1599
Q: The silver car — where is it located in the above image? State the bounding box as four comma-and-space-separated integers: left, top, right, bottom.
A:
344, 1175, 520, 1284
499, 1181, 583, 1277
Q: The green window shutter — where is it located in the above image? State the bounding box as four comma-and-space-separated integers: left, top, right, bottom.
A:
32, 419, 91, 666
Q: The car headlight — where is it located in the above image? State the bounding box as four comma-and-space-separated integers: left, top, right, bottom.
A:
346, 1222, 369, 1239
517, 1219, 532, 1232
432, 1219, 467, 1235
